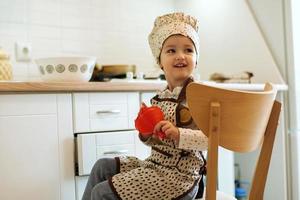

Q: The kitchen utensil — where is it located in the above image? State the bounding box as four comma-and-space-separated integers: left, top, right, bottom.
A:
101, 64, 136, 75
90, 64, 136, 81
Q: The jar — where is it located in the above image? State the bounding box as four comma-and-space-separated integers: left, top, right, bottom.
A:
0, 48, 13, 80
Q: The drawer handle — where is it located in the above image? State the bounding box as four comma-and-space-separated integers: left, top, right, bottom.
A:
96, 110, 121, 114
103, 150, 129, 155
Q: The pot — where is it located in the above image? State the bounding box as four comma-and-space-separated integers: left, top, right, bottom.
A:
90, 64, 136, 81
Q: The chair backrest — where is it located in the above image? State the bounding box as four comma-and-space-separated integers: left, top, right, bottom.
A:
187, 82, 277, 153
186, 82, 281, 200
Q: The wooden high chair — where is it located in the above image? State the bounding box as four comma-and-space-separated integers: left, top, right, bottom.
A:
186, 82, 281, 200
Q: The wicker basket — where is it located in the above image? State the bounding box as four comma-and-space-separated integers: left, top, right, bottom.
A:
0, 48, 13, 80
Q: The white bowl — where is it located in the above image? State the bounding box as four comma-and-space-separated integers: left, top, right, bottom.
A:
35, 56, 96, 82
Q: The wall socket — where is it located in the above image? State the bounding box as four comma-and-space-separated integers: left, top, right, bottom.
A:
15, 42, 32, 62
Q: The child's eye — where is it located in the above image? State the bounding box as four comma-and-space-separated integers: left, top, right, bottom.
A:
186, 48, 194, 53
166, 49, 176, 53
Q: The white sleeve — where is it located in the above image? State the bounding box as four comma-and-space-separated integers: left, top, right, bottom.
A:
178, 128, 208, 151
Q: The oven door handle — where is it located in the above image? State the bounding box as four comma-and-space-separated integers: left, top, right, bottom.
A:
103, 150, 129, 155
96, 109, 121, 114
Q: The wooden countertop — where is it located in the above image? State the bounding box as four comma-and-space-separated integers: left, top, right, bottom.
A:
0, 80, 288, 93
0, 81, 167, 92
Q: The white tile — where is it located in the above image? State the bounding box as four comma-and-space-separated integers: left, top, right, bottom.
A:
62, 0, 91, 5
32, 51, 63, 60
0, 0, 26, 23
0, 35, 26, 53
28, 62, 40, 77
10, 60, 28, 78
90, 30, 106, 42
61, 2, 91, 17
29, 0, 60, 12
0, 23, 27, 37
61, 15, 91, 29
91, 0, 120, 11
29, 10, 60, 26
62, 28, 93, 41
1, 0, 178, 81
28, 25, 61, 39
29, 38, 61, 55
61, 40, 96, 56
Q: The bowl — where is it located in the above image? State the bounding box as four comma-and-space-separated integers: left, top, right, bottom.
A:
35, 56, 96, 82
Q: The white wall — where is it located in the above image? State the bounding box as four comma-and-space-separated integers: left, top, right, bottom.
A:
289, 0, 300, 199
1, 0, 285, 84
247, 0, 287, 79
291, 0, 300, 128
174, 0, 285, 84
0, 0, 174, 81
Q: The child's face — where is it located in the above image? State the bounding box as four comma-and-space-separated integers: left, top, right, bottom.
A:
159, 35, 197, 85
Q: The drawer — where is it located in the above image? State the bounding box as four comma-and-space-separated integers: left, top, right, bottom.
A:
73, 92, 139, 133
76, 130, 137, 175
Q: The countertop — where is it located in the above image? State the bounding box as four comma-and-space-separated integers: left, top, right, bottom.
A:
0, 80, 288, 93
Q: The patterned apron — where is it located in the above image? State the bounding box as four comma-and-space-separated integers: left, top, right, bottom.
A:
109, 78, 206, 200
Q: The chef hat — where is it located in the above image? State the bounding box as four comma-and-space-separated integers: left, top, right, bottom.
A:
148, 12, 200, 64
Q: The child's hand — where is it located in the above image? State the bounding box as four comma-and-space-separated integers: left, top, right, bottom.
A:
140, 102, 147, 108
153, 120, 179, 142
138, 132, 153, 141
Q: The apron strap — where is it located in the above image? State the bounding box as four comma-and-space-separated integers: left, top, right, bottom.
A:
196, 151, 207, 198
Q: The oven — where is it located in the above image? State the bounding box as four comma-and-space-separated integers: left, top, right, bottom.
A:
73, 92, 153, 200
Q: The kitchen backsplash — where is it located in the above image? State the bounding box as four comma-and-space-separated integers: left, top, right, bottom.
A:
0, 0, 175, 81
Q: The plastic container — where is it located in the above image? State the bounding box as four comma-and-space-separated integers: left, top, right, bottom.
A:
135, 105, 165, 139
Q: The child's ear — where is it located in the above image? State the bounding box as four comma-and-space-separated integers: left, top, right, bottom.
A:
159, 63, 164, 71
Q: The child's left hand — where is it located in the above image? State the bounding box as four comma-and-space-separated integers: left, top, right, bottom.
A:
153, 120, 179, 142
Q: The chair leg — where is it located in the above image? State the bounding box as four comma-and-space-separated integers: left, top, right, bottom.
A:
248, 101, 281, 200
206, 102, 220, 200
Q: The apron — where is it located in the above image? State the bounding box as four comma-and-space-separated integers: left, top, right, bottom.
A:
109, 78, 206, 200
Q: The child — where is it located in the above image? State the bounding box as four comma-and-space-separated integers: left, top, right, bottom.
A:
82, 12, 208, 200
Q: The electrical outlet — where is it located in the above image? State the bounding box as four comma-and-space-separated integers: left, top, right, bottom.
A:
15, 42, 32, 62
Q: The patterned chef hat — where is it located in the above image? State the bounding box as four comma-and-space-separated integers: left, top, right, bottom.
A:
148, 12, 200, 64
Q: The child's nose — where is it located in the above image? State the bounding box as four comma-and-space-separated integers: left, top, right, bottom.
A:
175, 53, 185, 60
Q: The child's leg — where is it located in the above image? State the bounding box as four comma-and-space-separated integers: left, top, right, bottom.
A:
82, 158, 118, 200
179, 184, 199, 200
91, 180, 118, 200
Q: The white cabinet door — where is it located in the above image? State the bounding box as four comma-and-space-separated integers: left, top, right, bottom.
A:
0, 94, 75, 200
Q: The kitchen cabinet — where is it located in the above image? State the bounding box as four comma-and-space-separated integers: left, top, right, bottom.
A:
0, 93, 75, 200
73, 91, 148, 200
0, 91, 150, 200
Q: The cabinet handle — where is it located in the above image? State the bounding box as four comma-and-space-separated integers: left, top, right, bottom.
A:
96, 109, 121, 114
103, 150, 128, 155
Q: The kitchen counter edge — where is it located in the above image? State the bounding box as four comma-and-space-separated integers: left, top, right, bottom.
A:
0, 81, 288, 93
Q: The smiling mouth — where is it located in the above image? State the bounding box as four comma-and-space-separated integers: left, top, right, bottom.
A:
174, 63, 187, 68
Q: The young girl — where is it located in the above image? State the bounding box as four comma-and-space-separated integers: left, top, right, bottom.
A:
82, 12, 208, 200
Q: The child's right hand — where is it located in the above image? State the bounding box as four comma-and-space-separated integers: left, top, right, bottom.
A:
153, 120, 179, 142
140, 102, 147, 108
136, 102, 165, 140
